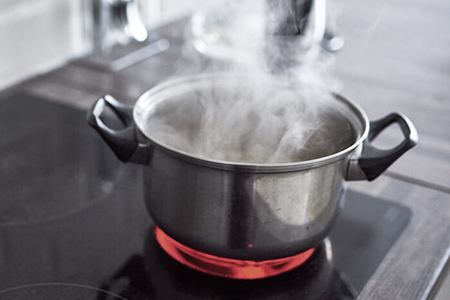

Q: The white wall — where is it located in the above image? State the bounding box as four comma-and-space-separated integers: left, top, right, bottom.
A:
0, 0, 88, 89
0, 0, 207, 90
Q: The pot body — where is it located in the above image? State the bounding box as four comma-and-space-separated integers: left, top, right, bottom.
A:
143, 144, 348, 260
87, 74, 418, 261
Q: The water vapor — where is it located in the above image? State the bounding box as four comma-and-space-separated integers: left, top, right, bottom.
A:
140, 0, 354, 164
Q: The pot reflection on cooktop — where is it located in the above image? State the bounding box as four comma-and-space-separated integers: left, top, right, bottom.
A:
97, 185, 411, 300
0, 93, 411, 299
98, 236, 354, 300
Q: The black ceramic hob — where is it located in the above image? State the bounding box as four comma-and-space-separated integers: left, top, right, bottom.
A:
0, 94, 411, 299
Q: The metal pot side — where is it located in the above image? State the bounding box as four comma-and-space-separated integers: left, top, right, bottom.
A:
144, 146, 348, 259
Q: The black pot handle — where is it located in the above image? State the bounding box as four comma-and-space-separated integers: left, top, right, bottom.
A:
87, 95, 150, 164
347, 112, 418, 181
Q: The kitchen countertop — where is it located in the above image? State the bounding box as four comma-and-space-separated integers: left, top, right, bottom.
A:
4, 0, 450, 298
335, 0, 450, 193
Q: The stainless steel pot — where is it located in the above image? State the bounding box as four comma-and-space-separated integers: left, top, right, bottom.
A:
87, 74, 418, 260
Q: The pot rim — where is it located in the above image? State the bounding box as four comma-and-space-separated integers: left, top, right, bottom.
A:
133, 73, 370, 172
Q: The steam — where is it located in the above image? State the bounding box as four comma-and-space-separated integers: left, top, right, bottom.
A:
140, 0, 353, 164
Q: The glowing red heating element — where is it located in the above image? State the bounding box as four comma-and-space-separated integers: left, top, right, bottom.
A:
154, 226, 315, 280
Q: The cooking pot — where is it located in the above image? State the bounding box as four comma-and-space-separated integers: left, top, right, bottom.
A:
87, 74, 417, 260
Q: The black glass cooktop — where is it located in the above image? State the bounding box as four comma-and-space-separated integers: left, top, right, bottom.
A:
0, 93, 411, 299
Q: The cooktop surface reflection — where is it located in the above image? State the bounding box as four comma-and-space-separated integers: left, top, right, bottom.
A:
0, 94, 411, 299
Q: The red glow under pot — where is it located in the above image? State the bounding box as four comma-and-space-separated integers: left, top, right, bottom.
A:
154, 226, 316, 280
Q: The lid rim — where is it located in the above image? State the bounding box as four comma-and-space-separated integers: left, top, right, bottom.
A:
133, 74, 370, 173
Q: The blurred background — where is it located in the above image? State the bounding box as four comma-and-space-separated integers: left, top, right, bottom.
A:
1, 0, 449, 186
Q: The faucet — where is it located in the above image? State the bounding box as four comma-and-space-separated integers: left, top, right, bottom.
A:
266, 0, 344, 52
81, 0, 169, 72
263, 0, 344, 74
91, 0, 149, 53
190, 0, 343, 73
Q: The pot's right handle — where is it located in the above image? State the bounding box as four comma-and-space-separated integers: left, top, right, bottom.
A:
87, 95, 150, 164
346, 112, 418, 181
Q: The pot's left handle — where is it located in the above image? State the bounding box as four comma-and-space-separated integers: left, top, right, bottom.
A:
87, 95, 150, 164
346, 112, 418, 181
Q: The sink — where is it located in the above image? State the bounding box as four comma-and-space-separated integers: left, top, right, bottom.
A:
0, 92, 122, 226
